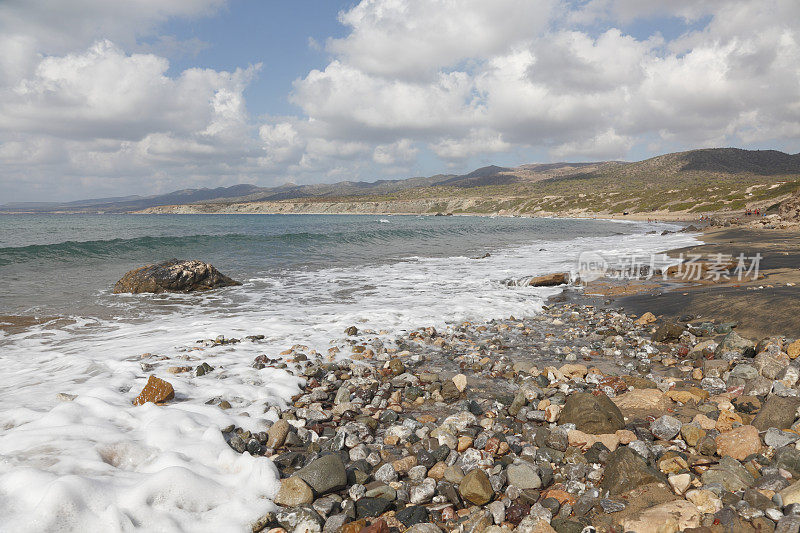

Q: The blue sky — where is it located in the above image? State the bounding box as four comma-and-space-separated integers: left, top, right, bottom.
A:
0, 0, 798, 201
157, 1, 352, 118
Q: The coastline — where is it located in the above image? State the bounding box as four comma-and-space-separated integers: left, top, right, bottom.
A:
131, 199, 707, 222
7, 216, 800, 531
224, 261, 800, 532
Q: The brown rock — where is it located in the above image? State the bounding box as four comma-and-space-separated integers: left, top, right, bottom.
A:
693, 414, 717, 430
613, 389, 672, 412
780, 480, 800, 506
114, 259, 241, 294
680, 424, 706, 447
427, 462, 446, 480
392, 455, 417, 475
788, 340, 800, 359
651, 322, 685, 343
716, 410, 743, 432
752, 395, 800, 431
619, 500, 701, 533
267, 419, 290, 448
560, 392, 625, 434
457, 436, 473, 453
360, 518, 388, 533
341, 520, 366, 533
133, 375, 174, 405
527, 272, 569, 287
559, 364, 588, 379
527, 520, 557, 533
459, 469, 493, 505
636, 312, 657, 325
274, 476, 313, 507
665, 388, 709, 404
452, 374, 467, 392
716, 425, 761, 461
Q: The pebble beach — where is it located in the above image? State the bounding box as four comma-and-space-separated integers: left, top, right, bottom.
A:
191, 281, 800, 533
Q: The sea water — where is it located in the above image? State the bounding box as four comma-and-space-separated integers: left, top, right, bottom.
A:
0, 214, 700, 531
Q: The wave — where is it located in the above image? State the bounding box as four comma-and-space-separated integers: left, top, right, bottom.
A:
0, 224, 532, 265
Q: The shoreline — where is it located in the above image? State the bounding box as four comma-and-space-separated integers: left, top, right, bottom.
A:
608, 225, 800, 339
221, 276, 800, 533
9, 218, 800, 531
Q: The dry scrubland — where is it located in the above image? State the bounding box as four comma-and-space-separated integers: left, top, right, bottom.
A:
139, 148, 800, 218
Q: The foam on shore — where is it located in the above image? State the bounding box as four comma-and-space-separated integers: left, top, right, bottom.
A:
0, 223, 701, 531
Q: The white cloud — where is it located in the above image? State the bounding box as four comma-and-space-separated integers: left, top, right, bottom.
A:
373, 139, 418, 165
0, 41, 256, 141
431, 129, 511, 160
2, 0, 800, 201
328, 0, 559, 79
551, 128, 634, 159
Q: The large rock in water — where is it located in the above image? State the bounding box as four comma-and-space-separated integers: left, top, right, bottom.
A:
113, 259, 241, 294
133, 375, 174, 406
560, 392, 625, 434
527, 272, 569, 287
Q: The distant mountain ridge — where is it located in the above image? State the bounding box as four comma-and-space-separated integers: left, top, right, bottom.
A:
4, 147, 800, 214
2, 184, 265, 213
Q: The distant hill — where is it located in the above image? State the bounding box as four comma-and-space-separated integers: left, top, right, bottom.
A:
5, 147, 800, 216
1, 184, 266, 213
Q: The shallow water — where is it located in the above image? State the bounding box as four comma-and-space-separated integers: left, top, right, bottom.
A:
0, 214, 700, 531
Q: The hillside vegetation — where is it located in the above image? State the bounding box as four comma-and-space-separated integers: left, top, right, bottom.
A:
170, 148, 800, 217
7, 148, 800, 216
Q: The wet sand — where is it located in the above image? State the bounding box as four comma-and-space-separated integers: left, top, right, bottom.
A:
614, 226, 800, 339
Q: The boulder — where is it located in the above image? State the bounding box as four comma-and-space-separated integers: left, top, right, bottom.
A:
296, 454, 347, 495
527, 272, 569, 287
716, 331, 756, 357
715, 425, 761, 461
133, 375, 174, 405
635, 312, 657, 325
276, 506, 324, 533
506, 463, 542, 490
752, 395, 800, 431
274, 476, 314, 507
267, 419, 290, 448
459, 469, 493, 505
560, 392, 625, 434
651, 322, 684, 343
618, 500, 701, 533
602, 446, 665, 495
114, 259, 241, 294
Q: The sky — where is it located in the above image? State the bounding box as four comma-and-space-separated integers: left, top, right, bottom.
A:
1, 0, 799, 202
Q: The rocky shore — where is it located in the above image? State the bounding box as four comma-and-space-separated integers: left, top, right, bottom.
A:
129, 288, 800, 533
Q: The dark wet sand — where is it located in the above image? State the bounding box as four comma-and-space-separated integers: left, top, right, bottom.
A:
615, 226, 800, 339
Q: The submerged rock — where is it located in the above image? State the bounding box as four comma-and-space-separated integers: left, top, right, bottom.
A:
113, 259, 241, 294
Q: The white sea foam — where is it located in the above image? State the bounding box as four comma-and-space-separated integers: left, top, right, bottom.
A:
0, 223, 701, 531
